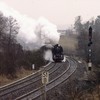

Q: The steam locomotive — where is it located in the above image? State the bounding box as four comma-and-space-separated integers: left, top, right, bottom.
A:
52, 44, 64, 62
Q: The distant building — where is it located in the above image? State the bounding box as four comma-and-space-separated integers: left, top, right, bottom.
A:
57, 30, 67, 35
58, 29, 77, 35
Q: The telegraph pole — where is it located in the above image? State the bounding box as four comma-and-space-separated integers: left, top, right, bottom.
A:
88, 26, 93, 71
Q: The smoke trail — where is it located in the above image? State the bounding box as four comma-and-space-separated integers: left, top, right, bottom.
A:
44, 50, 53, 62
0, 1, 61, 50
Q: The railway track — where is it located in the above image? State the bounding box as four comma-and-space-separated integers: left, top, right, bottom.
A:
0, 60, 68, 100
15, 57, 77, 100
0, 63, 53, 99
0, 62, 51, 90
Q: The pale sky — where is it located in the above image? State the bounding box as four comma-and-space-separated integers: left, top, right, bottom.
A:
1, 0, 100, 29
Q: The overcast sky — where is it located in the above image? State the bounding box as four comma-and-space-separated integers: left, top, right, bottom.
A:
1, 0, 100, 29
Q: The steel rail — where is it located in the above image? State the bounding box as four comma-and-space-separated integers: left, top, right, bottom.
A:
0, 62, 66, 99
0, 62, 51, 90
33, 58, 77, 100
15, 57, 76, 100
0, 62, 55, 98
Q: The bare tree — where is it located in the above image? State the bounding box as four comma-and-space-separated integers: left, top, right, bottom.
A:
4, 16, 19, 78
0, 15, 20, 78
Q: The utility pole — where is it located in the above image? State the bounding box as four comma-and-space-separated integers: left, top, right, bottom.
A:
88, 26, 93, 71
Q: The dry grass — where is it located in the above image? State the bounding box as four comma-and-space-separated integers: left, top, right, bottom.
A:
80, 85, 100, 100
0, 75, 13, 86
16, 68, 33, 78
0, 68, 34, 87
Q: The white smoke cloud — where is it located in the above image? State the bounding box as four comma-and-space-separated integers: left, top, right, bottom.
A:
44, 50, 53, 62
35, 17, 60, 46
0, 1, 61, 49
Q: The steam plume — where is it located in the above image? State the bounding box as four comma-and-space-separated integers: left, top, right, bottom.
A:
0, 1, 60, 50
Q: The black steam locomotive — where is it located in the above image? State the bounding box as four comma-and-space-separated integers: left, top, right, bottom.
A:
52, 44, 64, 62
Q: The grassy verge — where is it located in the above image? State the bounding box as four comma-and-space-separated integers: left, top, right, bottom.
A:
0, 68, 34, 87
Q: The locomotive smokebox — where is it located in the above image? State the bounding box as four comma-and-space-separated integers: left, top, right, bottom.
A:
52, 44, 64, 62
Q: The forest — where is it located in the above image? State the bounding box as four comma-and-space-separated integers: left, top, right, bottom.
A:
0, 12, 45, 78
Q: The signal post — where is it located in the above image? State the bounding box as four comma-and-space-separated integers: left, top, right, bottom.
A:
88, 26, 93, 71
41, 71, 49, 100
